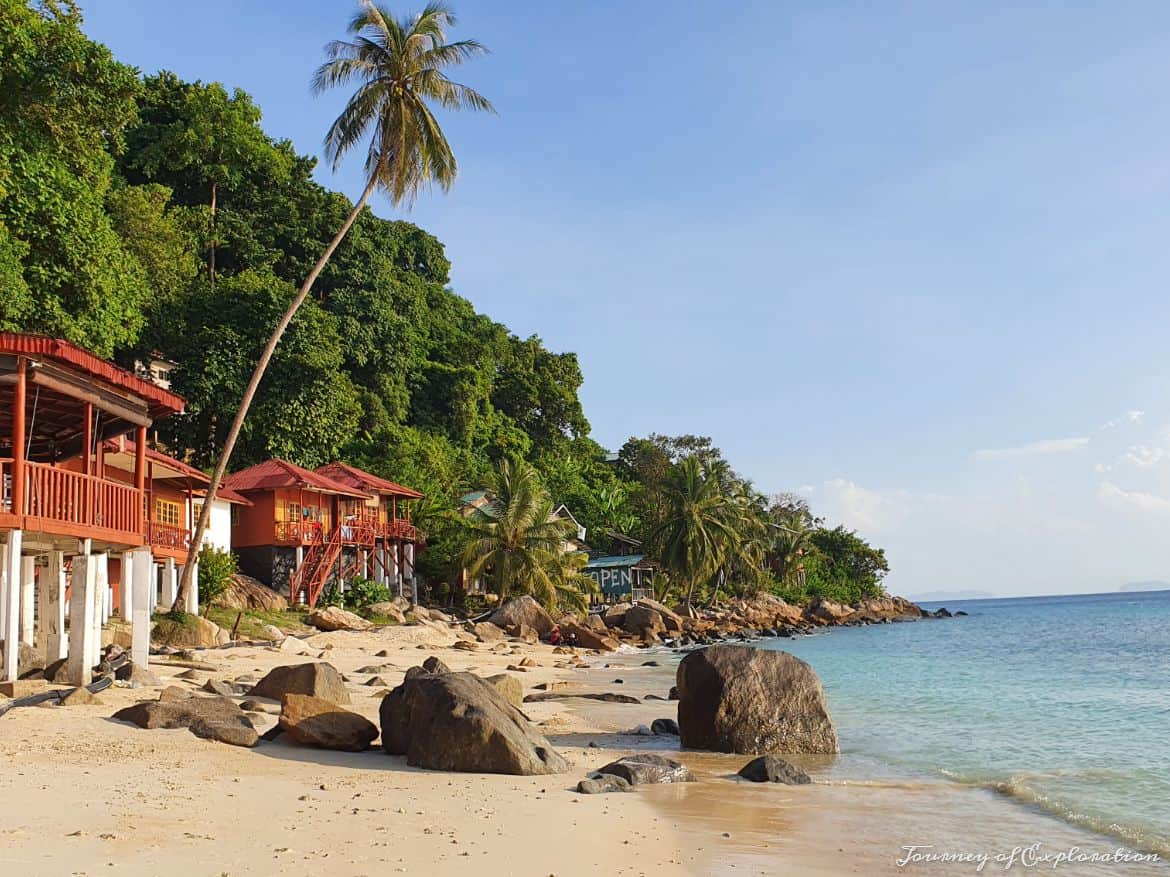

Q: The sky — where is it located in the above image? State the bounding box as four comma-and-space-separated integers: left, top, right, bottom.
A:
82, 1, 1170, 597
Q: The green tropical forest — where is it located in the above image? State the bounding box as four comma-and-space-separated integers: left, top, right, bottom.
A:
0, 0, 890, 610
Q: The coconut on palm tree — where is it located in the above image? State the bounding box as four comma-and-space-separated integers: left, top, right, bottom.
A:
460, 459, 596, 613
173, 2, 493, 609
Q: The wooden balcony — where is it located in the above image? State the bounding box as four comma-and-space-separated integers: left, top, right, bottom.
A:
0, 458, 145, 546
147, 520, 190, 560
382, 518, 417, 541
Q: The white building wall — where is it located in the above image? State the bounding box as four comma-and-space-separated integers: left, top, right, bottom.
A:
188, 497, 233, 553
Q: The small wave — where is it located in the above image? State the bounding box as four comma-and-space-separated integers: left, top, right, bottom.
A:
983, 777, 1170, 858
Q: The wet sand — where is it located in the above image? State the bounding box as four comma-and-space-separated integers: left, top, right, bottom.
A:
0, 622, 1164, 876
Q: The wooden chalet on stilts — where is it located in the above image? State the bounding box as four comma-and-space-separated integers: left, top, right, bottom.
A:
222, 459, 421, 607
0, 333, 187, 685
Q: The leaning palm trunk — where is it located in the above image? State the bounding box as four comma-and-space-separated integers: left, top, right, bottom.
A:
173, 170, 381, 611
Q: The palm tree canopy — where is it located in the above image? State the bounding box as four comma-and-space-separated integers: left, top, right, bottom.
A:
461, 459, 594, 613
312, 1, 494, 205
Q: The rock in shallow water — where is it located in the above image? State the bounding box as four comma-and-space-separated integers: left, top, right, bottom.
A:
595, 753, 693, 785
737, 755, 811, 784
577, 775, 633, 794
676, 644, 838, 755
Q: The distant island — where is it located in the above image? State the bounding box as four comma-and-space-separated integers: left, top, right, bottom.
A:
1118, 580, 1170, 593
908, 589, 998, 602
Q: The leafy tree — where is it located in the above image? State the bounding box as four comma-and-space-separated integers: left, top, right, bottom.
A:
460, 458, 592, 612
161, 269, 362, 469
803, 526, 890, 603
176, 1, 493, 608
0, 0, 146, 356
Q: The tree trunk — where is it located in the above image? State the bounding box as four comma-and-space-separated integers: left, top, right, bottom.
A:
173, 169, 381, 612
208, 180, 217, 287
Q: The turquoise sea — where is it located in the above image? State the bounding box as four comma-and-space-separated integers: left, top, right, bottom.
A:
769, 589, 1170, 856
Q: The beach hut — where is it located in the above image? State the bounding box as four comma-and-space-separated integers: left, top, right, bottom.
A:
0, 332, 186, 683
222, 459, 420, 606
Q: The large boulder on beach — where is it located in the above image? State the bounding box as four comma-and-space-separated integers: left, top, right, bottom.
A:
559, 619, 619, 651
247, 662, 350, 705
603, 602, 632, 628
113, 696, 259, 747
278, 694, 378, 751
488, 596, 555, 637
676, 645, 838, 755
214, 574, 289, 612
306, 605, 372, 632
367, 601, 406, 623
636, 598, 683, 632
379, 671, 567, 775
623, 605, 667, 642
151, 614, 229, 648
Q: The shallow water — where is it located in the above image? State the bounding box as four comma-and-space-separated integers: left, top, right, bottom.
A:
767, 590, 1170, 857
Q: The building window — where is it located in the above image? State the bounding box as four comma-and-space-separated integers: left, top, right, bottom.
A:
192, 502, 203, 525
155, 498, 181, 527
231, 505, 240, 526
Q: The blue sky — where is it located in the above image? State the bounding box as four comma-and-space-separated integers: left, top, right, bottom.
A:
83, 2, 1170, 596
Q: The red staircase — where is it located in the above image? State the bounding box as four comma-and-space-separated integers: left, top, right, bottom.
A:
290, 525, 345, 607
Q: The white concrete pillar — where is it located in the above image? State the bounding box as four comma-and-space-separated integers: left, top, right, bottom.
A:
2, 533, 20, 681
67, 552, 97, 686
148, 563, 158, 614
130, 549, 153, 669
120, 551, 134, 619
43, 550, 66, 662
19, 555, 35, 646
185, 560, 199, 614
389, 543, 400, 592
404, 542, 415, 580
162, 557, 177, 610
92, 553, 108, 668
0, 542, 6, 647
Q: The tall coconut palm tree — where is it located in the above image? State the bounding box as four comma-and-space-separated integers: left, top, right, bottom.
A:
174, 2, 492, 609
460, 459, 595, 613
649, 456, 742, 609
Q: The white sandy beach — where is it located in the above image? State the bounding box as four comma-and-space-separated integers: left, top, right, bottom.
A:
1, 622, 1164, 877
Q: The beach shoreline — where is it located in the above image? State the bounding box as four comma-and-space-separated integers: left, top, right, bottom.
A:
0, 621, 1164, 877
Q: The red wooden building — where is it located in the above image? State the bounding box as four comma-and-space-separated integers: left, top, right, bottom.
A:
222, 459, 421, 606
0, 333, 187, 683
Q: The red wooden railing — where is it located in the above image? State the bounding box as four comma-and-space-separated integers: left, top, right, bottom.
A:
19, 460, 142, 538
274, 520, 326, 543
148, 520, 189, 552
382, 518, 417, 540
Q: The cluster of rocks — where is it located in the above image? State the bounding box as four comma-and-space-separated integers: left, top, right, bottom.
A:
568, 592, 959, 650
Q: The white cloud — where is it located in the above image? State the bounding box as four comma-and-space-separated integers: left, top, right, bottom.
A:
819, 478, 911, 532
972, 437, 1089, 461
1100, 410, 1145, 430
1123, 444, 1165, 468
1098, 481, 1170, 514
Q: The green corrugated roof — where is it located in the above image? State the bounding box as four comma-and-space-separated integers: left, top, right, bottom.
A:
584, 554, 646, 570
459, 489, 488, 505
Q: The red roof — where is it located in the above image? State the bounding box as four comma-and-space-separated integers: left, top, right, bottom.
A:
0, 332, 185, 419
315, 461, 423, 499
196, 486, 254, 507
223, 459, 370, 498
103, 438, 209, 483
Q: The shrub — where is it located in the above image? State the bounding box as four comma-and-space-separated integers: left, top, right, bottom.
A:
198, 545, 238, 614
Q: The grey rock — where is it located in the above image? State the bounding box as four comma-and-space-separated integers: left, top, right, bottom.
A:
576, 775, 633, 794
595, 753, 694, 785
737, 755, 811, 785
247, 662, 350, 705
